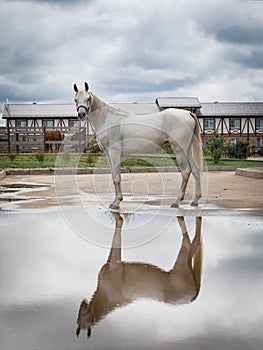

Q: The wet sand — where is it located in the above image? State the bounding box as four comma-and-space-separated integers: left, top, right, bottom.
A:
0, 171, 262, 211
1, 173, 263, 350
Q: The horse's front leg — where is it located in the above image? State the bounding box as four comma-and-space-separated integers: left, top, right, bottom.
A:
107, 212, 123, 263
111, 174, 123, 210
106, 149, 123, 210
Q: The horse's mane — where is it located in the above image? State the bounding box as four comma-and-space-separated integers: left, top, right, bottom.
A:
91, 92, 132, 117
107, 104, 132, 117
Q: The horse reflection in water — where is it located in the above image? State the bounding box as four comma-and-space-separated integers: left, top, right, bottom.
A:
76, 214, 202, 338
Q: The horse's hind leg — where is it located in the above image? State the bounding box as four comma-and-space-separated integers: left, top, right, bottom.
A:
187, 152, 201, 206
172, 216, 192, 267
171, 147, 191, 208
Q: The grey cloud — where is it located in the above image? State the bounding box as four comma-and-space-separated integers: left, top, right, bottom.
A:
0, 83, 66, 103
8, 0, 92, 5
206, 229, 263, 279
236, 50, 263, 69
0, 0, 263, 104
2, 301, 262, 350
104, 75, 199, 94
216, 25, 263, 45
219, 255, 263, 278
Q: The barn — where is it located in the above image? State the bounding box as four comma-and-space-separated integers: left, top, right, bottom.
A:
1, 97, 263, 153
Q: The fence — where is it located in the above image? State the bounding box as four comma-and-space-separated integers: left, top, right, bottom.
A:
0, 126, 262, 155
0, 126, 87, 153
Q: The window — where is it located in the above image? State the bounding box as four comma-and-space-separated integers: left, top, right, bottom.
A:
256, 118, 263, 129
69, 119, 76, 128
43, 120, 54, 128
204, 118, 215, 129
256, 138, 263, 147
230, 138, 238, 145
230, 118, 240, 129
203, 138, 210, 148
16, 120, 27, 128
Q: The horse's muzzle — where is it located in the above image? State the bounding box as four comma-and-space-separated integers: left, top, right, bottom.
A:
77, 105, 89, 120
78, 111, 86, 120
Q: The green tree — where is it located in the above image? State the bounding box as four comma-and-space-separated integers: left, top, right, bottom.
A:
226, 140, 250, 159
206, 131, 225, 164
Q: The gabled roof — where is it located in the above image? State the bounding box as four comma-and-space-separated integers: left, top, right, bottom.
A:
2, 103, 77, 118
2, 102, 159, 118
156, 97, 201, 108
2, 100, 263, 119
200, 102, 263, 117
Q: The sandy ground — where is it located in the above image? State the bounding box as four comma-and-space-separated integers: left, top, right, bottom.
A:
0, 171, 262, 211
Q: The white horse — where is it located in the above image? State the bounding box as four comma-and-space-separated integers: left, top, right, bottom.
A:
76, 213, 202, 338
73, 82, 202, 209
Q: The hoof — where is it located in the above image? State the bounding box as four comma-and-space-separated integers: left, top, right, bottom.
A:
190, 202, 198, 207
170, 203, 179, 208
109, 204, 120, 210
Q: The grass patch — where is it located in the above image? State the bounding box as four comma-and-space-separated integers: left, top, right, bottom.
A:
0, 154, 262, 170
205, 159, 263, 167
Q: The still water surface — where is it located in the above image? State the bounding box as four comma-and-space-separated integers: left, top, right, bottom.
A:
0, 207, 262, 350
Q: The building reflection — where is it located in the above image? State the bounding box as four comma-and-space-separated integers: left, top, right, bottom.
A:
76, 213, 202, 338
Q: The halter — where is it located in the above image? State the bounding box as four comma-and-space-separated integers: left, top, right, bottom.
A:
76, 94, 92, 117
76, 101, 96, 135
77, 104, 90, 115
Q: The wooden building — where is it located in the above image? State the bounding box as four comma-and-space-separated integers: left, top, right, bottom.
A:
1, 98, 263, 153
1, 102, 87, 153
198, 102, 263, 150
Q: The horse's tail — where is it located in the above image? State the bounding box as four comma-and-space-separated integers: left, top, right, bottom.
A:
191, 112, 203, 172
192, 236, 202, 300
190, 217, 202, 301
59, 131, 64, 141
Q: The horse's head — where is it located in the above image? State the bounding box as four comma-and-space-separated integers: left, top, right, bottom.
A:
73, 82, 93, 120
76, 299, 94, 338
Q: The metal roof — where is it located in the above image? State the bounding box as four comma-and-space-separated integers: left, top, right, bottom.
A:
2, 100, 263, 119
200, 102, 263, 117
156, 97, 201, 108
2, 102, 159, 118
2, 103, 77, 118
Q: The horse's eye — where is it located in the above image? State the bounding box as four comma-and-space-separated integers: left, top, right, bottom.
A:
74, 99, 77, 103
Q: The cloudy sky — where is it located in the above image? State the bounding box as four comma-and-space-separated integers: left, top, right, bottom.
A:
0, 0, 263, 106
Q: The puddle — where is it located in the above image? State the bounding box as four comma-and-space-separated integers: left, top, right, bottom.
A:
1, 183, 46, 189
0, 182, 50, 204
0, 208, 262, 350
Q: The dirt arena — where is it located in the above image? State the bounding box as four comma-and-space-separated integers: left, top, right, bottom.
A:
1, 171, 262, 211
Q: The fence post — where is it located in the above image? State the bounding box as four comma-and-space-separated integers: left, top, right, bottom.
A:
7, 124, 10, 154
43, 127, 46, 153
16, 130, 19, 153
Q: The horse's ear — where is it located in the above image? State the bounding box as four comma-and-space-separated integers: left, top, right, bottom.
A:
73, 84, 78, 93
87, 326, 91, 338
84, 82, 89, 91
76, 326, 81, 337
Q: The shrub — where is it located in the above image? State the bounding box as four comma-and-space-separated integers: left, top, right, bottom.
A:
202, 148, 211, 158
88, 138, 101, 154
86, 154, 98, 165
8, 153, 16, 163
161, 142, 173, 154
226, 140, 250, 159
257, 148, 263, 156
35, 152, 45, 164
206, 131, 225, 164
